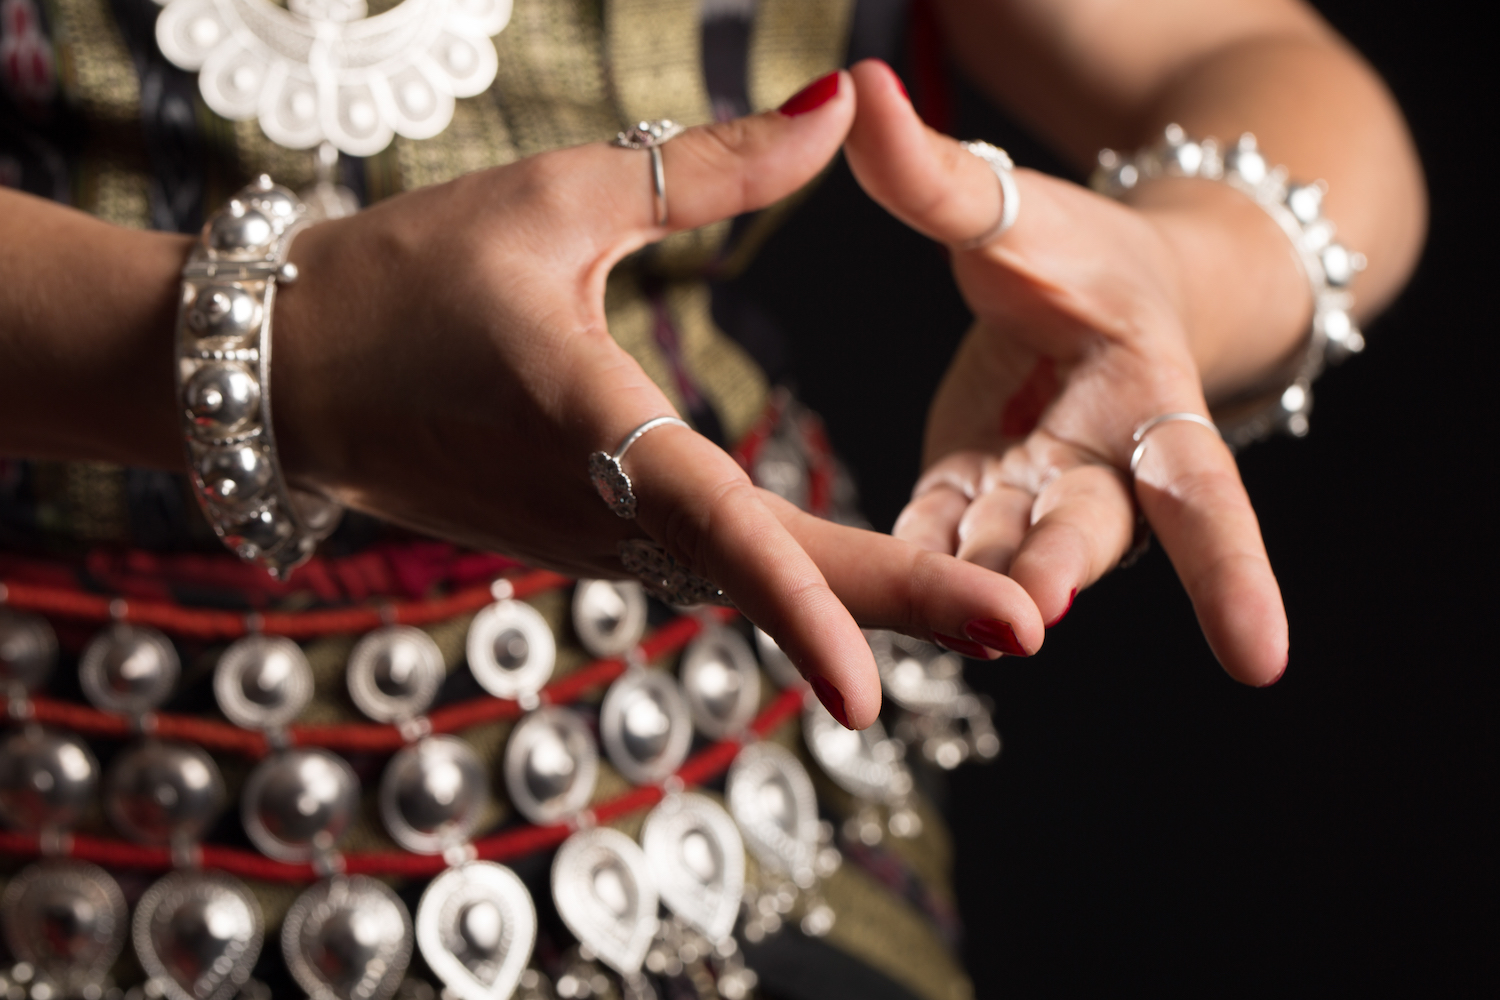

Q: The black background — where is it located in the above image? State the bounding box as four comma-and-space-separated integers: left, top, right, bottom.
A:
735, 1, 1493, 992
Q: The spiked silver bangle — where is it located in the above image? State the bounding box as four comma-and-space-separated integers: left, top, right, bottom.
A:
1092, 124, 1367, 448
175, 175, 342, 580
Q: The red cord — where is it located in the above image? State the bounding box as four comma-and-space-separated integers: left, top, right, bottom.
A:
0, 688, 805, 881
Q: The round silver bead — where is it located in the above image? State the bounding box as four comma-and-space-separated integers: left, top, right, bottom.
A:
282, 876, 413, 1000
241, 748, 359, 861
1, 860, 127, 993
0, 727, 99, 832
347, 625, 445, 723
1225, 137, 1268, 186
1321, 242, 1358, 287
1285, 183, 1324, 225
195, 443, 273, 511
78, 623, 180, 715
208, 207, 275, 254
214, 634, 313, 731
250, 188, 298, 221
187, 284, 262, 339
229, 505, 294, 558
0, 606, 57, 694
1164, 138, 1205, 176
185, 362, 261, 438
104, 740, 226, 845
379, 735, 488, 854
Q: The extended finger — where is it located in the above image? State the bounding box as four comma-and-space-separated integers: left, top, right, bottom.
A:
619, 422, 883, 729
891, 451, 987, 554
1132, 421, 1288, 685
759, 492, 1045, 660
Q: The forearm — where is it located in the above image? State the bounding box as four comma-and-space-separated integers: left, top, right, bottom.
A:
0, 189, 189, 468
937, 0, 1426, 401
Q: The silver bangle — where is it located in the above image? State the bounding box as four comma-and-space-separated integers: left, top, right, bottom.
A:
175, 175, 342, 580
1092, 124, 1367, 448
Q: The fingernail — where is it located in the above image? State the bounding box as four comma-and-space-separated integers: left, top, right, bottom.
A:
811, 676, 851, 728
1259, 658, 1289, 688
963, 619, 1027, 656
779, 71, 840, 116
1046, 588, 1078, 629
934, 632, 991, 659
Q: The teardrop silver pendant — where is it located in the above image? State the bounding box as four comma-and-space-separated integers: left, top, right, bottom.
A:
725, 741, 820, 885
640, 793, 744, 944
133, 870, 264, 1000
1, 860, 126, 997
416, 861, 537, 1000
282, 875, 414, 1000
551, 827, 658, 980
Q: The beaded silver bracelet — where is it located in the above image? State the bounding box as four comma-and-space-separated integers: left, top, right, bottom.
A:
175, 175, 342, 580
1091, 124, 1367, 448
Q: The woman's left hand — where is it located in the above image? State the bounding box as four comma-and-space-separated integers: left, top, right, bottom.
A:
843, 60, 1288, 685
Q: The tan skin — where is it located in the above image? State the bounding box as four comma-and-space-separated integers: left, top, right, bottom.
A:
0, 0, 1423, 720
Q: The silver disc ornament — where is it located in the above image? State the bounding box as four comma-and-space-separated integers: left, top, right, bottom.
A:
282, 875, 413, 1000
551, 827, 658, 979
133, 870, 264, 1000
725, 742, 820, 886
865, 630, 966, 717
679, 626, 761, 739
466, 600, 556, 703
79, 622, 180, 716
416, 862, 537, 1000
802, 695, 913, 806
753, 627, 806, 691
571, 580, 649, 659
640, 793, 745, 944
0, 605, 58, 694
379, 735, 489, 854
0, 726, 98, 831
1, 860, 127, 994
502, 707, 598, 825
241, 747, 359, 861
347, 625, 445, 722
105, 740, 226, 845
214, 633, 314, 730
599, 670, 692, 785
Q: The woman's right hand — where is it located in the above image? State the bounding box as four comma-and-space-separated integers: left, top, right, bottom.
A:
270, 71, 1045, 728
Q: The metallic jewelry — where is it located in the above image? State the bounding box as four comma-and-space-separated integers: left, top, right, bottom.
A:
240, 747, 360, 861
551, 827, 660, 982
154, 0, 513, 157
213, 633, 315, 731
282, 875, 413, 1000
0, 605, 57, 697
104, 741, 227, 846
347, 624, 446, 723
78, 622, 180, 717
0, 726, 99, 832
599, 669, 694, 785
618, 539, 732, 608
679, 626, 761, 739
502, 706, 599, 825
640, 793, 745, 945
612, 119, 685, 226
133, 870, 264, 1000
589, 415, 691, 519
957, 140, 1020, 249
571, 579, 649, 659
176, 175, 342, 581
1129, 411, 1223, 476
2, 860, 128, 997
1094, 124, 1366, 447
465, 598, 557, 706
415, 861, 537, 1000
378, 735, 490, 855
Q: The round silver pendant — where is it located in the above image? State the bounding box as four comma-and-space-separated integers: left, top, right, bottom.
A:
282, 875, 413, 1000
551, 827, 658, 978
866, 630, 966, 717
214, 633, 314, 730
104, 739, 226, 845
0, 726, 98, 832
753, 627, 807, 691
241, 748, 359, 861
378, 735, 489, 855
79, 622, 180, 715
347, 625, 445, 722
679, 626, 761, 739
133, 870, 264, 1000
640, 793, 745, 943
416, 861, 537, 1000
502, 707, 598, 826
599, 670, 692, 786
725, 741, 820, 885
1, 860, 127, 993
802, 694, 912, 804
570, 580, 649, 659
0, 606, 58, 694
465, 600, 556, 702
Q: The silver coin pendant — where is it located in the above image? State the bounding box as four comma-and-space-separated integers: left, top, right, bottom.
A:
416, 861, 537, 1000
551, 827, 658, 978
599, 670, 692, 786
640, 793, 745, 943
679, 626, 761, 739
502, 706, 599, 826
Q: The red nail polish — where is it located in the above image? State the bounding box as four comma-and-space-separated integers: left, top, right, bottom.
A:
1260, 658, 1289, 687
893, 73, 909, 101
810, 676, 851, 728
779, 71, 840, 116
934, 633, 990, 659
962, 619, 1027, 656
1046, 588, 1078, 629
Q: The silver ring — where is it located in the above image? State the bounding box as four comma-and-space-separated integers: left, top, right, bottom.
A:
958, 141, 1020, 249
613, 120, 685, 227
588, 416, 691, 518
1129, 412, 1222, 475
